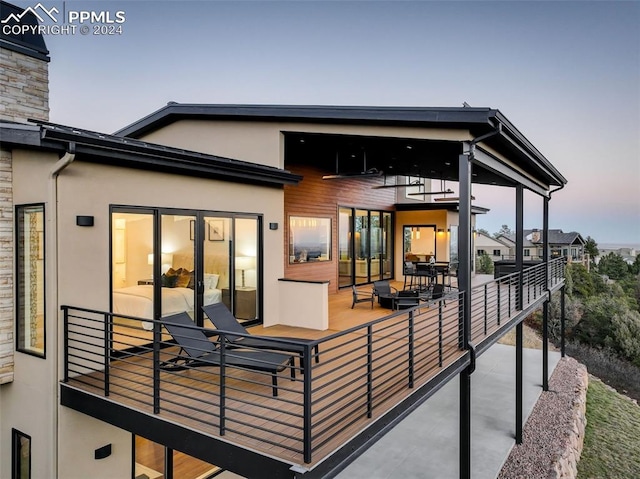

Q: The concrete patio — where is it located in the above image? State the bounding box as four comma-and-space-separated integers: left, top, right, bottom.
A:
337, 343, 561, 479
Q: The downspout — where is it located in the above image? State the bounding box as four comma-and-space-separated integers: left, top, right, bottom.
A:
48, 142, 76, 479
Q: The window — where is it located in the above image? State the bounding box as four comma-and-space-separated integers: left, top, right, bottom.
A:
477, 249, 486, 256
493, 249, 501, 257
524, 249, 531, 257
289, 216, 331, 263
16, 204, 45, 357
12, 429, 31, 479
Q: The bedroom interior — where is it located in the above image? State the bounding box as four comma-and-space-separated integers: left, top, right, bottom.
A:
110, 210, 259, 350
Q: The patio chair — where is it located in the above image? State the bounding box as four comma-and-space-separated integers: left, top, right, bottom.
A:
161, 311, 294, 397
394, 290, 420, 310
351, 285, 374, 309
373, 280, 398, 309
202, 303, 320, 367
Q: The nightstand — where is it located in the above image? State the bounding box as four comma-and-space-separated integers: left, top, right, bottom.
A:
221, 287, 257, 320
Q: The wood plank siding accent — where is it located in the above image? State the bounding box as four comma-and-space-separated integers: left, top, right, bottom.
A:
283, 164, 396, 293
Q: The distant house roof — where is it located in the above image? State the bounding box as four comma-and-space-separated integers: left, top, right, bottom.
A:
501, 229, 585, 247
0, 120, 301, 187
475, 231, 511, 248
115, 103, 567, 190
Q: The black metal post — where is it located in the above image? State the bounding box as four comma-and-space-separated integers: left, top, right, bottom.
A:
561, 286, 566, 357
303, 343, 312, 463
165, 447, 174, 479
153, 320, 160, 414
458, 152, 473, 479
367, 325, 373, 418
408, 311, 414, 388
483, 284, 488, 335
460, 368, 471, 479
62, 306, 69, 382
220, 337, 226, 435
516, 322, 523, 444
438, 302, 443, 367
543, 195, 550, 390
104, 313, 110, 397
542, 300, 549, 391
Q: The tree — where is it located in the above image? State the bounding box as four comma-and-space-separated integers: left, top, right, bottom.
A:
494, 224, 512, 238
476, 228, 490, 236
477, 253, 494, 274
598, 252, 629, 280
566, 263, 594, 298
584, 236, 599, 266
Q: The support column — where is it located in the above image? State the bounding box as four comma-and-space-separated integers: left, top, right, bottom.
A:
515, 185, 524, 444
561, 286, 566, 357
458, 152, 473, 479
542, 196, 549, 391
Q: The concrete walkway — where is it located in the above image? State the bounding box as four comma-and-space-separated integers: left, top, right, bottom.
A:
337, 343, 561, 479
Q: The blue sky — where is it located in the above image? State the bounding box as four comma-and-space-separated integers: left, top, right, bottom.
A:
10, 0, 640, 244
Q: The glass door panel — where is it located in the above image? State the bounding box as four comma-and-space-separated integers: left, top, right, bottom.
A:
338, 207, 353, 287
354, 209, 369, 285
111, 211, 155, 349
370, 211, 382, 281
202, 216, 232, 327
134, 436, 221, 479
160, 214, 196, 319
382, 212, 392, 279
232, 217, 259, 322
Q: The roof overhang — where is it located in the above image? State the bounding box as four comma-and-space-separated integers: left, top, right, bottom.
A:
115, 104, 566, 194
0, 121, 301, 188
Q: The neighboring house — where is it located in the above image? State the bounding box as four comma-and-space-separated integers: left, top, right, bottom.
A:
596, 246, 638, 265
499, 229, 588, 268
474, 231, 511, 262
0, 5, 568, 479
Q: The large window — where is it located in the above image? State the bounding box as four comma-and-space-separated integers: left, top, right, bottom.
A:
16, 204, 45, 357
12, 429, 31, 479
289, 216, 331, 263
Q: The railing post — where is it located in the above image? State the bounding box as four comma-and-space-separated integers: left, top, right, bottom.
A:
104, 313, 110, 397
220, 336, 226, 436
408, 311, 414, 388
153, 319, 160, 414
542, 300, 549, 391
497, 281, 501, 326
483, 284, 488, 336
303, 343, 312, 464
62, 306, 69, 383
438, 302, 443, 367
366, 325, 373, 419
516, 321, 523, 444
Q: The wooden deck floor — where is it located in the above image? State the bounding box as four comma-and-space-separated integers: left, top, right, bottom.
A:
66, 276, 548, 470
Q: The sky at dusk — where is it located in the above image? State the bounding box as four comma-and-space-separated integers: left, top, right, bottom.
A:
9, 0, 640, 245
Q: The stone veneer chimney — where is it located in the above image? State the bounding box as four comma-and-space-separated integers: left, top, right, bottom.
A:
0, 0, 50, 383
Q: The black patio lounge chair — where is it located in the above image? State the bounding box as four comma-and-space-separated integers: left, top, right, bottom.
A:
161, 312, 294, 397
373, 280, 398, 309
351, 285, 374, 309
202, 303, 320, 367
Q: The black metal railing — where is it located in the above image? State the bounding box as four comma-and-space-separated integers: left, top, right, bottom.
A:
61, 258, 565, 465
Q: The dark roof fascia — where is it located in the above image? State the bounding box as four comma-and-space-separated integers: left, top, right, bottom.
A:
115, 104, 500, 138
1, 122, 301, 187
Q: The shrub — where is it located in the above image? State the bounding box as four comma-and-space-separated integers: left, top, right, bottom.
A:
610, 309, 640, 367
572, 292, 629, 348
477, 253, 494, 274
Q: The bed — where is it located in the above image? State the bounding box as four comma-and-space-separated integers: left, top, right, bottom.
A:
113, 273, 222, 330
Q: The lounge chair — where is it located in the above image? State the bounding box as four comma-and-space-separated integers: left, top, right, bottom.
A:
202, 303, 320, 367
373, 280, 398, 309
161, 312, 294, 397
351, 285, 374, 309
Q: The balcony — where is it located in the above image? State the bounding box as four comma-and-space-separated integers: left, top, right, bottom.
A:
60, 258, 565, 478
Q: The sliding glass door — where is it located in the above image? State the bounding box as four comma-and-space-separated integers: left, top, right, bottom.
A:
111, 207, 262, 343
338, 207, 393, 287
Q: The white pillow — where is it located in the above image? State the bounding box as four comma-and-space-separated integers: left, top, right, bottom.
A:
204, 273, 219, 290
